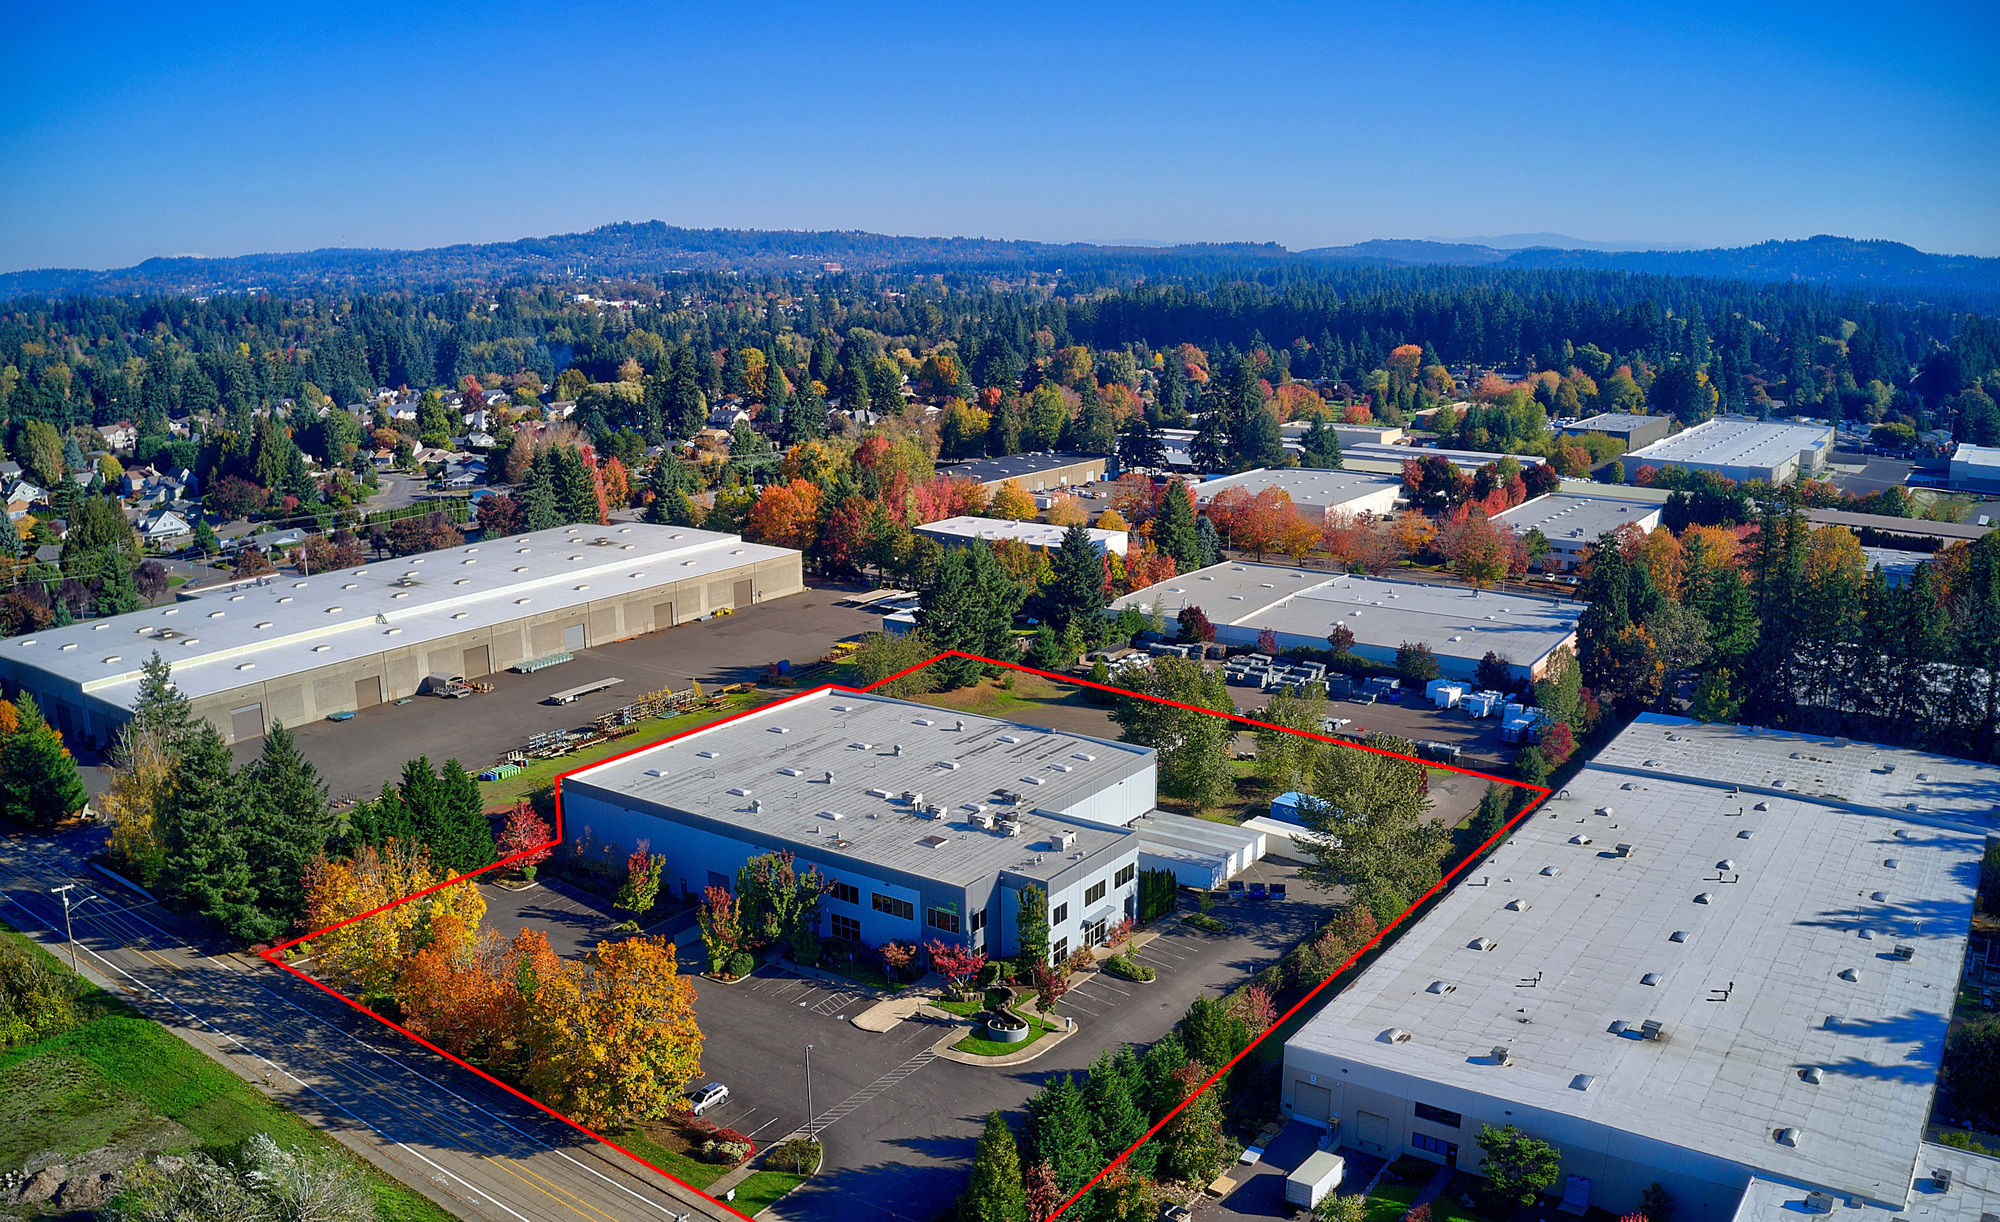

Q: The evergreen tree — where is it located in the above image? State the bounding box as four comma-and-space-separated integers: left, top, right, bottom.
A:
841, 359, 871, 417
958, 1111, 1027, 1222
645, 454, 698, 524
1084, 1046, 1154, 1179
129, 650, 198, 753
668, 357, 708, 438
240, 722, 338, 928
1194, 516, 1221, 569
1300, 417, 1344, 469
0, 694, 87, 829
397, 756, 447, 855
765, 357, 789, 412
435, 758, 495, 875
1014, 884, 1049, 978
1188, 411, 1228, 473
522, 458, 561, 531
553, 446, 602, 524
1042, 525, 1108, 637
1023, 1074, 1100, 1197
913, 542, 1026, 688
1119, 416, 1166, 471
1232, 404, 1284, 469
1153, 481, 1200, 571
1472, 781, 1513, 845
158, 724, 266, 940
1140, 1032, 1191, 1120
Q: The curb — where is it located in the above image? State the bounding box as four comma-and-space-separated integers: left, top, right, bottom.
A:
926, 1007, 1079, 1067
88, 860, 157, 904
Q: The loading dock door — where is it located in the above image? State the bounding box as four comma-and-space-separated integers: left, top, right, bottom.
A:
230, 703, 265, 743
654, 601, 675, 630
1294, 1082, 1332, 1126
563, 623, 586, 652
461, 645, 491, 677
733, 579, 753, 609
355, 677, 382, 708
1355, 1110, 1390, 1153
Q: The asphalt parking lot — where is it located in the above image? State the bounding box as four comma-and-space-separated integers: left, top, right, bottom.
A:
1199, 1121, 1387, 1221
216, 581, 886, 802
1230, 676, 1515, 769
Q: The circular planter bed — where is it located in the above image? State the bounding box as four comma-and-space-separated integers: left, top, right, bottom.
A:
981, 1012, 1031, 1044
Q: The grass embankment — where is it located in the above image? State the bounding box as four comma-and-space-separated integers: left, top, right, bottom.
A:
478, 692, 765, 808
608, 1121, 812, 1214
1363, 1176, 1423, 1222
730, 1169, 812, 1214
0, 922, 453, 1222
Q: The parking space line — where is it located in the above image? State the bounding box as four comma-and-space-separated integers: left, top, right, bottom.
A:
1081, 977, 1130, 997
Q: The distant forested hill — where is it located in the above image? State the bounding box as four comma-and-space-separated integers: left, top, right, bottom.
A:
4, 223, 1995, 301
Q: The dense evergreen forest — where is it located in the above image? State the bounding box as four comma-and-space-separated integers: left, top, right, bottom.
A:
4, 263, 1996, 443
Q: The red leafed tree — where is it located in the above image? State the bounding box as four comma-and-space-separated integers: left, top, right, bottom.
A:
1257, 627, 1279, 655
925, 940, 987, 993
1178, 604, 1216, 643
1024, 1160, 1062, 1222
1121, 541, 1177, 593
497, 801, 553, 879
1032, 961, 1069, 1013
909, 475, 988, 524
1540, 720, 1576, 767
1108, 471, 1162, 524
1230, 982, 1277, 1032
817, 494, 871, 576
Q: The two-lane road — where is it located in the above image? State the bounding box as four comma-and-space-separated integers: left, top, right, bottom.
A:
0, 835, 740, 1222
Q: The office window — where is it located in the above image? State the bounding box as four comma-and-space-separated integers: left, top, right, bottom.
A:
1085, 880, 1107, 906
1115, 864, 1136, 887
1413, 1102, 1461, 1129
1411, 1133, 1457, 1159
1051, 937, 1069, 966
829, 881, 860, 906
830, 913, 861, 942
1051, 902, 1069, 925
927, 907, 961, 933
969, 907, 987, 933
872, 893, 914, 921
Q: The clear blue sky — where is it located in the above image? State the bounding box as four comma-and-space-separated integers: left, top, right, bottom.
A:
3, 0, 1995, 272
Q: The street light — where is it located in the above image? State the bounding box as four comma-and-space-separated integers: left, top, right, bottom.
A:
49, 884, 88, 972
803, 1044, 815, 1141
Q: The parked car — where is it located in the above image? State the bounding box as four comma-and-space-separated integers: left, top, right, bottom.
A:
686, 1082, 730, 1115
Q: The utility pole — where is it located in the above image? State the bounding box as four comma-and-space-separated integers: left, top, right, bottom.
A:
804, 1044, 815, 1141
49, 884, 85, 972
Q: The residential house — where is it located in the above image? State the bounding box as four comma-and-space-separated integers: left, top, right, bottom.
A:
101, 422, 137, 452
6, 479, 47, 507
546, 400, 577, 420
136, 508, 193, 546
707, 404, 751, 430
464, 431, 498, 450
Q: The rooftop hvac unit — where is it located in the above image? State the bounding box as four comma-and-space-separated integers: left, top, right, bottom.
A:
1893, 944, 1916, 961
1937, 1169, 1954, 1192
1805, 1193, 1835, 1214
972, 812, 996, 830
891, 743, 903, 756
1614, 843, 1635, 858
924, 803, 946, 818
1489, 1045, 1514, 1066
1057, 830, 1077, 850
1639, 1019, 1668, 1042
1003, 821, 1023, 838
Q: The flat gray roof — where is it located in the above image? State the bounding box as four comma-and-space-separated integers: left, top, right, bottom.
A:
1807, 508, 1993, 542
1627, 418, 1833, 470
1192, 468, 1403, 511
6, 524, 793, 710
562, 689, 1153, 888
1111, 563, 1579, 666
1736, 1140, 1994, 1222
938, 451, 1107, 486
1563, 412, 1666, 435
1345, 443, 1547, 470
1494, 493, 1662, 544
1288, 714, 1986, 1206
914, 516, 1127, 551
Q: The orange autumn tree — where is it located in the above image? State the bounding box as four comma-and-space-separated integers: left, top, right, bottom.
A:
300, 840, 466, 999
397, 917, 513, 1059
518, 934, 704, 1128
745, 479, 824, 553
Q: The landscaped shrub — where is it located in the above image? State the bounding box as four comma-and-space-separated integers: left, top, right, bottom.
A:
1065, 946, 1096, 975
1185, 913, 1227, 934
975, 961, 1003, 987
983, 985, 1014, 1010
1387, 1154, 1436, 1183
701, 1138, 753, 1165
1103, 954, 1155, 982
766, 1138, 822, 1174
728, 951, 755, 978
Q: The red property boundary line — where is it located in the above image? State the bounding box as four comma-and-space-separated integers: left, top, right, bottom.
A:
257, 649, 1550, 1222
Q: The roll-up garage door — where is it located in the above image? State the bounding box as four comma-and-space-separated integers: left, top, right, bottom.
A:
354, 677, 382, 708
654, 601, 675, 629
230, 703, 265, 742
563, 623, 586, 652
733, 578, 753, 609
461, 645, 490, 677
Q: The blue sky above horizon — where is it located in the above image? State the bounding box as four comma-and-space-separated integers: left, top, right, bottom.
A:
2, 0, 1995, 272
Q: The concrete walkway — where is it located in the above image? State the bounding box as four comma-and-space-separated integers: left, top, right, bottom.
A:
849, 995, 928, 1032
1408, 1163, 1457, 1216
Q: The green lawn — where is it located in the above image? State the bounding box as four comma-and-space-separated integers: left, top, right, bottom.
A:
933, 997, 985, 1017
950, 1005, 1061, 1057
478, 693, 764, 807
0, 922, 454, 1222
728, 1169, 811, 1216
604, 1124, 726, 1190
1364, 1177, 1423, 1222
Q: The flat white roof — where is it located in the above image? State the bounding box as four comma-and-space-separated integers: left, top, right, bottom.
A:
1952, 443, 2000, 469
7, 524, 794, 710
1564, 412, 1667, 435
1627, 418, 1833, 471
1494, 493, 1662, 545
1287, 713, 1987, 1206
1192, 468, 1403, 512
913, 516, 1127, 552
1735, 1140, 1996, 1222
562, 689, 1154, 889
1110, 563, 1579, 667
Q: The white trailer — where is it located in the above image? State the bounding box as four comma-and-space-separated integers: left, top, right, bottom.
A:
1285, 1151, 1345, 1209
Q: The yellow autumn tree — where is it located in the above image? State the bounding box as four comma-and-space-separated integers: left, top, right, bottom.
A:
520, 935, 704, 1129
1046, 493, 1087, 528
1095, 509, 1129, 532
300, 841, 477, 999
990, 480, 1036, 521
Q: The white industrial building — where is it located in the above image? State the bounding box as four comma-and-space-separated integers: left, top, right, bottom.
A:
1624, 418, 1835, 484
1282, 714, 1995, 1222
0, 523, 803, 746
1192, 468, 1404, 521
560, 689, 1164, 962
1495, 493, 1663, 570
914, 515, 1129, 557
1110, 563, 1579, 683
1339, 443, 1549, 478
1948, 443, 2000, 494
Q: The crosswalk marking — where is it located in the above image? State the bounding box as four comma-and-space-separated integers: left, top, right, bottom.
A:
800, 1049, 938, 1136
